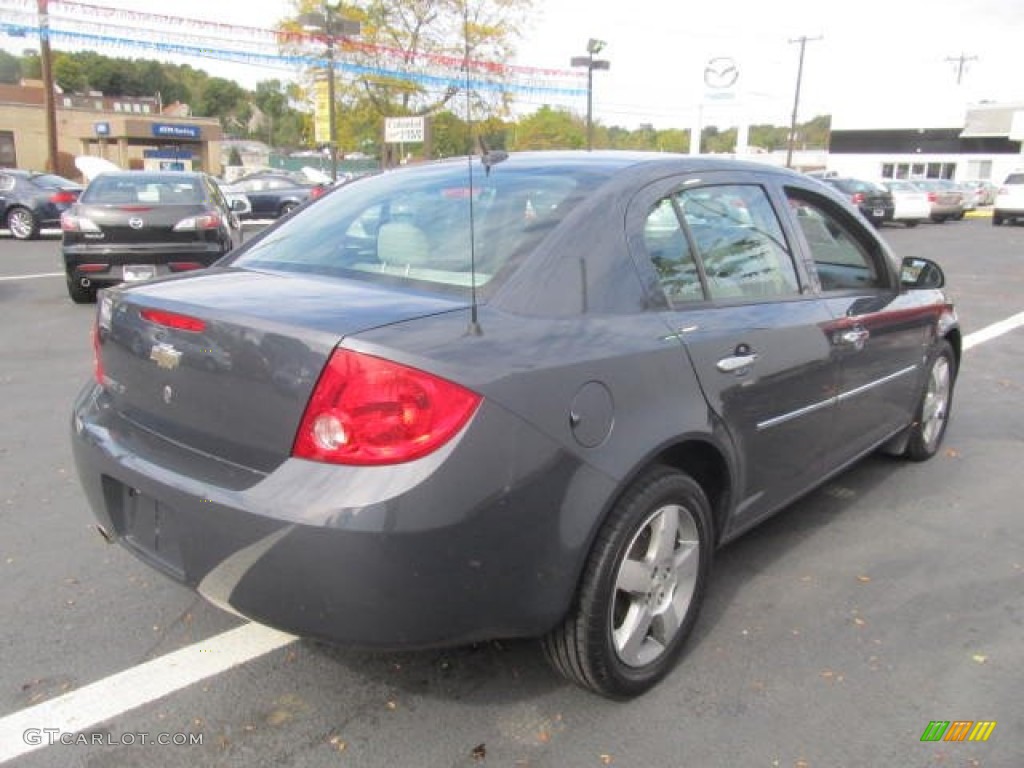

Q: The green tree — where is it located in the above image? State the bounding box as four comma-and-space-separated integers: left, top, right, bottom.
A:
19, 50, 40, 79
511, 105, 584, 150
278, 0, 532, 153
52, 52, 88, 93
0, 50, 21, 84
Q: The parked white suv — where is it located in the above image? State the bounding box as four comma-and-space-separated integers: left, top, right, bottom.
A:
993, 171, 1024, 226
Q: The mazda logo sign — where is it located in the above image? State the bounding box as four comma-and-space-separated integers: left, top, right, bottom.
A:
129, 217, 144, 230
704, 57, 739, 89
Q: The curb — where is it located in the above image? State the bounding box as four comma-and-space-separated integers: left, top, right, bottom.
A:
965, 209, 992, 218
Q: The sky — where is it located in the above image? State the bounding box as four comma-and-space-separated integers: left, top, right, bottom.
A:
4, 0, 1024, 131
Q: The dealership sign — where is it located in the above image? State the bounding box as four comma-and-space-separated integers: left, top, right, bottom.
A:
384, 116, 426, 143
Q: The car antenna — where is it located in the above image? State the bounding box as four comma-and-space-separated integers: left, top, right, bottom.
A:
462, 2, 483, 336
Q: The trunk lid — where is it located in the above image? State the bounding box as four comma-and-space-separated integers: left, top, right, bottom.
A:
68, 203, 214, 246
97, 268, 467, 472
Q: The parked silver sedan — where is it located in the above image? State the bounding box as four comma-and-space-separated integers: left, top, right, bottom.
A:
915, 179, 965, 222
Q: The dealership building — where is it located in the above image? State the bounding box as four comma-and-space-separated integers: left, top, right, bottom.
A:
823, 100, 1024, 184
0, 82, 223, 179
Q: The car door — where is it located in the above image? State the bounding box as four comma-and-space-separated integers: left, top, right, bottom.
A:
628, 173, 840, 536
0, 172, 13, 219
782, 183, 931, 465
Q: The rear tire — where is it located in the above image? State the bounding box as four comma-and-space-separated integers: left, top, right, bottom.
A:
903, 340, 955, 461
904, 220, 919, 228
65, 274, 96, 304
279, 202, 298, 217
993, 214, 1004, 226
542, 466, 713, 699
931, 215, 947, 223
6, 207, 39, 240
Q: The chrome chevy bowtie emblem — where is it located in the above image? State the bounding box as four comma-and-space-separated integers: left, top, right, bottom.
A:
163, 385, 173, 404
150, 343, 182, 370
704, 57, 739, 89
129, 217, 144, 230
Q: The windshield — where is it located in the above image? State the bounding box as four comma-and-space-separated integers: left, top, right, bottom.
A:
230, 161, 601, 295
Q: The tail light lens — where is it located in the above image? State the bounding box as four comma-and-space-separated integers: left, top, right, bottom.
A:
140, 308, 207, 333
293, 349, 481, 465
61, 212, 100, 232
173, 213, 222, 231
50, 190, 78, 204
927, 192, 937, 202
850, 192, 865, 205
310, 185, 326, 199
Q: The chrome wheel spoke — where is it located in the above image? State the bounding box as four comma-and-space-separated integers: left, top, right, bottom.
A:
673, 542, 700, 590
650, 506, 680, 566
615, 602, 656, 666
616, 558, 654, 596
652, 592, 684, 645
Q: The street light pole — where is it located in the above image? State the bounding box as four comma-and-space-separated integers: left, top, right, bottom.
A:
301, 3, 360, 182
325, 25, 337, 181
571, 39, 610, 151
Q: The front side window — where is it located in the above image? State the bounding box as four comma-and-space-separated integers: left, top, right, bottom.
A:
677, 184, 800, 301
787, 191, 886, 291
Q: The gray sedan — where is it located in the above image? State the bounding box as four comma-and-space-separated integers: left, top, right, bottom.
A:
71, 152, 959, 699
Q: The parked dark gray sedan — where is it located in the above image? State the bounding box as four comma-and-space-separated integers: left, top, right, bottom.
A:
71, 152, 960, 698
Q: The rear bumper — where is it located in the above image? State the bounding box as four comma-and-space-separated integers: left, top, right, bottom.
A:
70, 382, 613, 649
63, 243, 226, 286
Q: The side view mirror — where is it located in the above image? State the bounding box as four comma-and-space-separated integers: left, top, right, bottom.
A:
230, 198, 247, 213
900, 257, 945, 289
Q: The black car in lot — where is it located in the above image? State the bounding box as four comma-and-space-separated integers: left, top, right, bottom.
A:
819, 176, 895, 226
0, 169, 82, 240
221, 171, 328, 219
71, 152, 959, 699
61, 171, 245, 303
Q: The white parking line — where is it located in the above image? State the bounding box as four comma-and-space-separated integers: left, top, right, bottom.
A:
0, 308, 1020, 765
963, 310, 1024, 350
0, 272, 63, 282
0, 623, 294, 763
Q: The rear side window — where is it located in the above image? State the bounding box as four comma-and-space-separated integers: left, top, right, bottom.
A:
233, 163, 600, 293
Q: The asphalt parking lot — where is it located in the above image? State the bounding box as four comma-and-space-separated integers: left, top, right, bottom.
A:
0, 219, 1021, 767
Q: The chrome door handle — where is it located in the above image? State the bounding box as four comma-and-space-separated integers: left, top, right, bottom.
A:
716, 353, 759, 373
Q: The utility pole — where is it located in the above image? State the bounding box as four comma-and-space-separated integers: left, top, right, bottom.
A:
37, 0, 59, 173
945, 52, 978, 85
786, 34, 822, 169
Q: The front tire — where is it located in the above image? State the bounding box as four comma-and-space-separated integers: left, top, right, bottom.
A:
903, 340, 955, 461
542, 466, 713, 698
992, 214, 1004, 226
7, 207, 39, 240
904, 220, 920, 228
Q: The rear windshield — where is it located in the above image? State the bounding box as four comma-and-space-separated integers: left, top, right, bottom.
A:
82, 175, 206, 205
1004, 173, 1024, 185
31, 173, 78, 189
230, 161, 603, 294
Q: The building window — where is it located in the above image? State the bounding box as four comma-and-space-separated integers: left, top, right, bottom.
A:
132, 103, 141, 113
881, 163, 894, 179
143, 105, 151, 114
0, 131, 16, 167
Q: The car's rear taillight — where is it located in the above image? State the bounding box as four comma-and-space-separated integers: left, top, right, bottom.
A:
310, 186, 326, 199
173, 213, 222, 231
292, 349, 481, 466
50, 190, 78, 204
61, 212, 100, 232
850, 192, 865, 205
140, 308, 207, 333
927, 192, 937, 202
